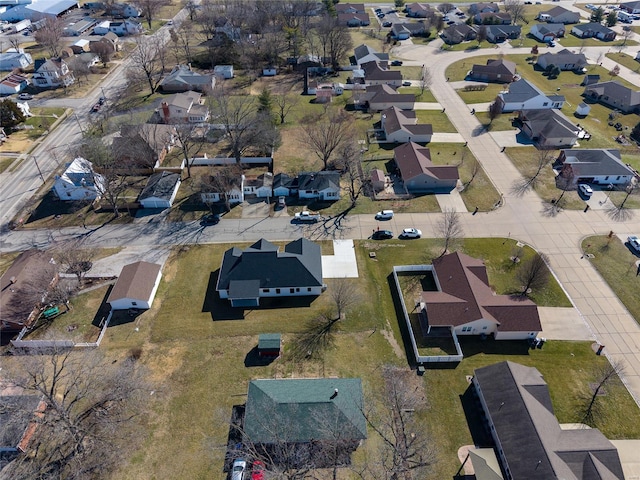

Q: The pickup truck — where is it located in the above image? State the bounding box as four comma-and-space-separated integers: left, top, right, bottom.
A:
294, 211, 320, 223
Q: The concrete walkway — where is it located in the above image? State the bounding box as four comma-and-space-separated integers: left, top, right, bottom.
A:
414, 102, 443, 110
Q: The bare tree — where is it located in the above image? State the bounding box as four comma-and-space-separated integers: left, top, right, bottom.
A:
437, 3, 455, 14
135, 0, 168, 29
606, 183, 638, 222
419, 64, 432, 96
200, 165, 243, 212
608, 64, 620, 79
6, 34, 23, 51
504, 0, 525, 24
91, 41, 114, 67
336, 141, 367, 208
437, 208, 463, 257
273, 91, 298, 125
316, 15, 354, 69
462, 156, 480, 189
476, 25, 487, 45
3, 348, 150, 480
360, 366, 436, 480
173, 121, 205, 178
66, 56, 91, 84
516, 252, 549, 296
129, 36, 164, 94
581, 359, 625, 426
52, 239, 96, 285
511, 149, 554, 196
619, 29, 633, 50
169, 22, 196, 64
330, 278, 361, 320
300, 110, 353, 170
487, 99, 502, 125
34, 17, 65, 57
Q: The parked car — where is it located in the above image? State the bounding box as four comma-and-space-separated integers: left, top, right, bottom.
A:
579, 184, 593, 197
200, 213, 219, 226
294, 210, 320, 223
98, 96, 106, 105
390, 60, 403, 66
91, 103, 101, 113
232, 459, 247, 480
547, 41, 555, 47
628, 235, 640, 253
447, 20, 456, 24
586, 3, 596, 10
375, 210, 394, 220
251, 460, 264, 480
401, 228, 422, 239
402, 81, 411, 86
382, 21, 392, 27
377, 12, 385, 18
17, 93, 33, 100
372, 229, 393, 240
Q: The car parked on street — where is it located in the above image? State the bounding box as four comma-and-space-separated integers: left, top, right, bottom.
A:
628, 235, 640, 253
200, 213, 219, 226
375, 210, 394, 220
382, 21, 392, 27
579, 184, 593, 197
17, 93, 33, 100
401, 228, 422, 238
402, 81, 411, 86
390, 60, 402, 66
251, 460, 264, 480
372, 230, 393, 240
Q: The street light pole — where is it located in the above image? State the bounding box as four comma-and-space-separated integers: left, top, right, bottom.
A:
32, 155, 45, 184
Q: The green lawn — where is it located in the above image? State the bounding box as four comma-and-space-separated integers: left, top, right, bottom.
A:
0, 157, 14, 174
582, 236, 640, 325
559, 34, 637, 48
398, 86, 437, 102
606, 52, 640, 73
415, 109, 458, 132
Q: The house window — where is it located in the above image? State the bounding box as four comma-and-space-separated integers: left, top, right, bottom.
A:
543, 102, 548, 106
461, 326, 472, 332
296, 288, 300, 292
616, 176, 621, 180
67, 192, 71, 197
132, 302, 137, 306
604, 176, 609, 181
482, 326, 487, 330
276, 288, 281, 294
290, 288, 295, 294
262, 289, 269, 293
307, 288, 312, 292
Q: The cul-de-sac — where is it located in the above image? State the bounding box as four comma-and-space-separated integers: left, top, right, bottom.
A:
1, 0, 640, 478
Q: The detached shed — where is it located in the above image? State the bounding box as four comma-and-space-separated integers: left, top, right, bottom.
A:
107, 261, 162, 310
258, 333, 281, 357
139, 171, 181, 209
575, 102, 591, 116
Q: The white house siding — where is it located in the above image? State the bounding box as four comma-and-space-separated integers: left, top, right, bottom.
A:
386, 131, 432, 143
369, 101, 415, 111
53, 181, 100, 201
299, 188, 341, 200
109, 272, 162, 310
219, 285, 324, 300
500, 97, 562, 112
591, 174, 632, 185
452, 318, 496, 336
494, 330, 538, 340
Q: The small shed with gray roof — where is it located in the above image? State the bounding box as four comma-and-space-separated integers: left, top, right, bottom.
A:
139, 171, 181, 209
107, 261, 162, 310
258, 333, 281, 357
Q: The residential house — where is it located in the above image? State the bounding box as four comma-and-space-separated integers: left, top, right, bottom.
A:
138, 171, 181, 209
98, 19, 142, 36
441, 24, 477, 44
0, 250, 58, 334
394, 142, 459, 193
473, 12, 511, 24
352, 44, 388, 66
468, 58, 517, 83
390, 22, 428, 40
32, 58, 74, 88
404, 2, 433, 18
66, 51, 100, 68
0, 395, 46, 462
92, 20, 111, 35
485, 25, 521, 43
200, 174, 245, 205
160, 64, 215, 93
473, 361, 624, 479
537, 6, 580, 24
315, 83, 343, 103
0, 51, 33, 71
105, 2, 142, 17
89, 33, 119, 55
107, 261, 162, 310
536, 49, 586, 71
557, 149, 636, 188
497, 78, 565, 112
0, 73, 29, 95
361, 61, 402, 87
335, 3, 365, 14
242, 378, 366, 467
297, 171, 341, 201
583, 80, 640, 113
213, 64, 234, 79
53, 157, 105, 201
243, 172, 273, 198
468, 2, 500, 14
64, 18, 97, 36
620, 1, 640, 14
571, 23, 616, 41
420, 252, 542, 339
159, 91, 210, 123
272, 173, 294, 197
112, 124, 176, 169
69, 38, 91, 54
216, 238, 325, 307
517, 109, 579, 149
529, 23, 566, 43
338, 13, 370, 27
354, 84, 415, 112
380, 106, 433, 143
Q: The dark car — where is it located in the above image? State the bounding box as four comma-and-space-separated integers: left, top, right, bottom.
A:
372, 230, 393, 240
200, 213, 220, 226
98, 96, 106, 105
390, 60, 403, 66
91, 103, 101, 112
382, 21, 392, 27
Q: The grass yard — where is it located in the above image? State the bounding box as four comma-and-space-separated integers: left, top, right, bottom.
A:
398, 86, 437, 102
582, 235, 640, 325
0, 156, 15, 174
558, 35, 637, 48
92, 238, 639, 480
606, 52, 640, 73
415, 109, 458, 132
475, 111, 516, 131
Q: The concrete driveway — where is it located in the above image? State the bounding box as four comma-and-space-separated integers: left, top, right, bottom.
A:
89, 246, 172, 278
321, 240, 359, 278
538, 307, 594, 341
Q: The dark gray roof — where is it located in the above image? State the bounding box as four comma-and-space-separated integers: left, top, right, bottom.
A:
537, 49, 587, 66
139, 172, 181, 201
621, 1, 640, 9
583, 81, 640, 108
560, 149, 634, 177
501, 78, 564, 104
533, 24, 566, 35
474, 362, 624, 480
160, 64, 214, 89
244, 378, 367, 444
486, 25, 521, 36
258, 333, 281, 350
471, 58, 516, 76
520, 109, 578, 139
273, 173, 293, 189
361, 61, 402, 81
542, 5, 577, 17
297, 171, 340, 192
354, 44, 388, 62
0, 395, 41, 449
217, 238, 323, 295
573, 22, 615, 35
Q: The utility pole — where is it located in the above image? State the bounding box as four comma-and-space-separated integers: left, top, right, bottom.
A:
32, 155, 45, 183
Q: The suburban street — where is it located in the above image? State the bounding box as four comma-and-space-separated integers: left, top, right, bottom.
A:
1, 1, 640, 407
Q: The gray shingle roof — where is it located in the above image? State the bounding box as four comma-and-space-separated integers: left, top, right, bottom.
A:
500, 78, 564, 104
107, 261, 162, 304
139, 171, 180, 201
381, 106, 432, 136
560, 149, 634, 177
297, 171, 340, 192
217, 238, 323, 295
583, 80, 640, 109
573, 22, 615, 35
244, 378, 367, 444
474, 361, 624, 480
520, 109, 578, 140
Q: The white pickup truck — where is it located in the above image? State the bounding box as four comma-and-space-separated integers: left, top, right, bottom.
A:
294, 210, 320, 223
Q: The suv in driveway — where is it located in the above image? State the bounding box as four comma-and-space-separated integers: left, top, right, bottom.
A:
579, 184, 593, 197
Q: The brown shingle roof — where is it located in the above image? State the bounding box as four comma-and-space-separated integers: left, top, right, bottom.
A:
421, 252, 541, 332
394, 142, 459, 182
107, 261, 161, 304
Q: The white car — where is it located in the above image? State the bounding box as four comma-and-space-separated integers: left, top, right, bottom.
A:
375, 210, 394, 220
401, 228, 422, 238
18, 93, 33, 100
628, 236, 640, 253
232, 458, 247, 480
579, 184, 593, 197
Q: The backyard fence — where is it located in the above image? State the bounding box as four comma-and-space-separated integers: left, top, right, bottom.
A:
190, 155, 273, 166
